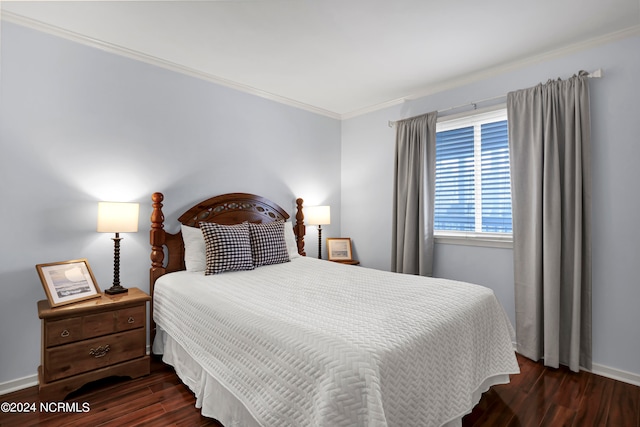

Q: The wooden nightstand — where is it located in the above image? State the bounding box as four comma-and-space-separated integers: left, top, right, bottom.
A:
37, 287, 151, 400
331, 259, 360, 265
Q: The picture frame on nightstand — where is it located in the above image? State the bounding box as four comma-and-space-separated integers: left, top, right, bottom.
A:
36, 258, 101, 308
327, 238, 354, 262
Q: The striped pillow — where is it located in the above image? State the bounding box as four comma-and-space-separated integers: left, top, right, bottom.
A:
200, 222, 254, 275
249, 221, 290, 267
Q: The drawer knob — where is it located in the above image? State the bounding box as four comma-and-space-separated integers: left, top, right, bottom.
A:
60, 329, 70, 338
89, 345, 110, 358
127, 317, 135, 324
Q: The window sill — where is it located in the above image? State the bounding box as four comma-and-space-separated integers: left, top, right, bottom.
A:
434, 233, 513, 249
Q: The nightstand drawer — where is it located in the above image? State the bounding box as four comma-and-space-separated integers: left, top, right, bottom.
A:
82, 311, 117, 338
45, 317, 83, 347
116, 305, 145, 332
44, 304, 145, 347
43, 328, 145, 382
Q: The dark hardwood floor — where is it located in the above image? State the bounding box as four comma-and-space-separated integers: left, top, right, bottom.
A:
1, 354, 638, 426
465, 354, 640, 427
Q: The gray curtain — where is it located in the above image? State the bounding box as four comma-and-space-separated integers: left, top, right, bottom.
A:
507, 72, 592, 372
392, 112, 437, 276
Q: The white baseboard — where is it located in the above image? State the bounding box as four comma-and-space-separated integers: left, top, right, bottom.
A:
511, 342, 640, 388
0, 374, 38, 396
590, 363, 640, 387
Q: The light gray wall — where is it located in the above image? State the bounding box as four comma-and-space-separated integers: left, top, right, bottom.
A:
2, 20, 639, 389
0, 22, 341, 385
342, 35, 640, 377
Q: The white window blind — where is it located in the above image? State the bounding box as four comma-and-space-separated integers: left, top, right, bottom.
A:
434, 108, 512, 237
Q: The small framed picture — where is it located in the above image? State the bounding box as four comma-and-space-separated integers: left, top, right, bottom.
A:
327, 238, 353, 261
36, 259, 101, 308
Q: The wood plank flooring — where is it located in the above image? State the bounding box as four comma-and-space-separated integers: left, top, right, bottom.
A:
1, 354, 638, 426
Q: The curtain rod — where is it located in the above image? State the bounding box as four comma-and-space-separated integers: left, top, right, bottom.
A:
388, 68, 603, 128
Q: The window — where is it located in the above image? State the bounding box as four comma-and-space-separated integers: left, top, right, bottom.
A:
434, 107, 512, 245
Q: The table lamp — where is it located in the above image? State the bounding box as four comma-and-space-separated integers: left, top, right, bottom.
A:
305, 205, 330, 259
97, 202, 139, 295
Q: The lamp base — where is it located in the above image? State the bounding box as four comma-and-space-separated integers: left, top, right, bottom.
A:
105, 285, 129, 295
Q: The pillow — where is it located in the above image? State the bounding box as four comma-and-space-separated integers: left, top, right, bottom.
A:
181, 224, 206, 272
249, 221, 290, 267
284, 221, 300, 259
200, 222, 254, 275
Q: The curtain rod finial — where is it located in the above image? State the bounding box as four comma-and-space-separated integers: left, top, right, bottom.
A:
589, 69, 603, 78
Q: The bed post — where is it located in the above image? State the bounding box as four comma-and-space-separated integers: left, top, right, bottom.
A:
149, 192, 166, 345
295, 198, 306, 256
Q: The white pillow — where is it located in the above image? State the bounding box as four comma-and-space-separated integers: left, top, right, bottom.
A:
181, 224, 206, 272
284, 221, 300, 259
182, 221, 299, 271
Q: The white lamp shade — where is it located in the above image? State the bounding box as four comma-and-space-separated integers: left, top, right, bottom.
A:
305, 205, 330, 226
97, 202, 139, 233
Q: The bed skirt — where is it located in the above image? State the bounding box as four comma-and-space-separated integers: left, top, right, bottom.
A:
153, 328, 510, 427
154, 328, 262, 427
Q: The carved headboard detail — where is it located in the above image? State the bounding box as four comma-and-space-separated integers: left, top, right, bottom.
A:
178, 193, 290, 227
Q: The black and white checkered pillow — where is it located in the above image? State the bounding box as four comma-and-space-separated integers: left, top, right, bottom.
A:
200, 222, 254, 275
249, 221, 290, 267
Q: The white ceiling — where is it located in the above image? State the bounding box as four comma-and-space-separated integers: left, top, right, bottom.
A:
2, 0, 640, 118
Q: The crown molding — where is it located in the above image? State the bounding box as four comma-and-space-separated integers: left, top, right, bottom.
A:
3, 10, 639, 121
1, 11, 342, 120
340, 97, 406, 120
405, 25, 640, 103
341, 24, 640, 120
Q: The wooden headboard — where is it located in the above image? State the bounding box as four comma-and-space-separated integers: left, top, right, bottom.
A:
149, 192, 306, 290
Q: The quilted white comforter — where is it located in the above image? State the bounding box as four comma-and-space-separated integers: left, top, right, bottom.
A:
153, 257, 519, 427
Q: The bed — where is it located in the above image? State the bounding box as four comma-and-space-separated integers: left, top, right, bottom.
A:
149, 192, 519, 427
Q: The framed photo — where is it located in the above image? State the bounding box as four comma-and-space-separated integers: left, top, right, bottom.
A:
36, 259, 101, 308
327, 238, 353, 261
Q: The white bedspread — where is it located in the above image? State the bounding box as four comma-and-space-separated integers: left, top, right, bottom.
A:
154, 257, 519, 427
